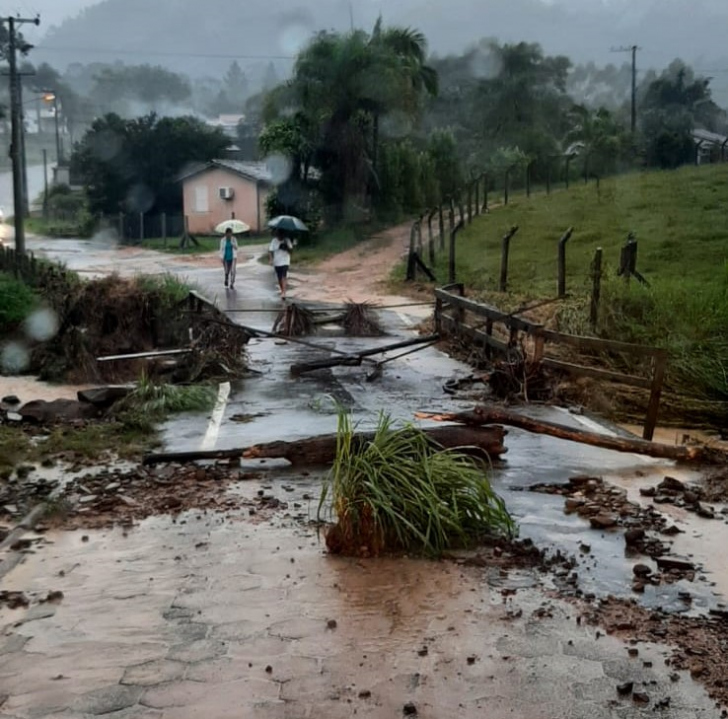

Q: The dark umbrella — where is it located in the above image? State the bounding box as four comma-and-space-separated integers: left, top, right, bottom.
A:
268, 215, 308, 233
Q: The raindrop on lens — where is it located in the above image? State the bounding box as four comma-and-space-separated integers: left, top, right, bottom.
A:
266, 154, 293, 186
24, 308, 59, 342
1, 342, 30, 374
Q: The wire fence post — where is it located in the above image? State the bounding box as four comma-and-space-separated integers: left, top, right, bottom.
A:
427, 208, 437, 265
557, 227, 574, 298
438, 204, 445, 251
504, 167, 511, 206
162, 212, 167, 249
590, 247, 603, 330
449, 219, 464, 285
499, 225, 520, 292
139, 212, 144, 243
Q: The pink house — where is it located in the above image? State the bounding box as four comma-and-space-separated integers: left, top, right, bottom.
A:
179, 160, 273, 235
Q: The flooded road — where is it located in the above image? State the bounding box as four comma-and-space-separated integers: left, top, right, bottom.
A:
1, 237, 726, 717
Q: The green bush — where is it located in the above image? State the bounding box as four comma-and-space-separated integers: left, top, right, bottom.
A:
0, 273, 37, 333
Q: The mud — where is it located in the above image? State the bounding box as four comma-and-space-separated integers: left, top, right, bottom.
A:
582, 596, 728, 711
37, 463, 296, 531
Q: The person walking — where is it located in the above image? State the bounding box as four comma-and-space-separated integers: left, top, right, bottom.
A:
269, 230, 293, 299
219, 228, 238, 289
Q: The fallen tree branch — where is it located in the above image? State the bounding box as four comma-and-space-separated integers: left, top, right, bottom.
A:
143, 425, 507, 466
415, 405, 727, 464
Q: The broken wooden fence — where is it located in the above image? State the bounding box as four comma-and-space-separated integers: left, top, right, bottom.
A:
434, 284, 668, 441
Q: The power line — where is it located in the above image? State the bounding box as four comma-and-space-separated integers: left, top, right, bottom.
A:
35, 45, 296, 61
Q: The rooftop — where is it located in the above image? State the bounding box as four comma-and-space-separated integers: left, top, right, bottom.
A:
177, 159, 273, 184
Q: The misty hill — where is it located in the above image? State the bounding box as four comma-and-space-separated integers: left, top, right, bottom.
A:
36, 0, 728, 91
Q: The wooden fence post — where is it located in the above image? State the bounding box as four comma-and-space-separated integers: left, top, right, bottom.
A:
590, 247, 603, 331
416, 218, 423, 256
504, 167, 511, 206
565, 155, 573, 190
162, 212, 167, 249
643, 351, 668, 441
406, 221, 418, 281
438, 205, 445, 251
449, 220, 464, 285
557, 227, 574, 298
118, 212, 124, 242
139, 213, 144, 243
499, 225, 520, 292
427, 208, 437, 266
467, 184, 473, 224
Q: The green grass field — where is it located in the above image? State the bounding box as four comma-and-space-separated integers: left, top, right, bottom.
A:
432, 164, 728, 296
422, 164, 728, 404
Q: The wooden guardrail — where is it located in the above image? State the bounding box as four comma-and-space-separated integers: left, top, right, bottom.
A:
434, 284, 668, 441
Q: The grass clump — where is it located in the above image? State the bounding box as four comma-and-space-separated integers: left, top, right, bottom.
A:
115, 374, 217, 432
318, 410, 515, 558
0, 272, 37, 333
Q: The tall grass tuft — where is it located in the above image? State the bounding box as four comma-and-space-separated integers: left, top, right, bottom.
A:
115, 373, 217, 431
318, 409, 515, 557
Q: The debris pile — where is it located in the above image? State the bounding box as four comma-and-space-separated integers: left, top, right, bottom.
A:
342, 302, 384, 337
640, 475, 723, 521
273, 303, 316, 337
583, 596, 728, 709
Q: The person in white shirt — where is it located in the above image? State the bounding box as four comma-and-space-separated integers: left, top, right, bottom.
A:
219, 228, 239, 289
268, 230, 293, 299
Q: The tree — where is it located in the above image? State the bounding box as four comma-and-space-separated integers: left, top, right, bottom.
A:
639, 60, 724, 169
563, 104, 630, 176
263, 21, 438, 219
71, 113, 230, 215
90, 64, 191, 115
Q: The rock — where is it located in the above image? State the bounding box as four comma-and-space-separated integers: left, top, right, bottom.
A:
358, 690, 372, 699
590, 513, 618, 529
466, 656, 476, 665
77, 386, 133, 407
403, 702, 418, 716
265, 665, 273, 674
6, 412, 22, 422
569, 475, 601, 488
658, 477, 686, 493
632, 692, 650, 705
633, 564, 652, 577
689, 663, 706, 678
579, 543, 591, 554
632, 582, 645, 594
327, 619, 338, 630
1, 395, 20, 405
624, 528, 645, 546
639, 486, 656, 497
628, 648, 639, 657
696, 504, 715, 519
655, 557, 695, 573
653, 495, 674, 504
564, 498, 586, 513
662, 525, 683, 536
683, 491, 699, 504
19, 399, 99, 424
617, 681, 634, 696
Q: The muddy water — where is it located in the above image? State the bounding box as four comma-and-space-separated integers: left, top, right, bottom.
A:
0, 376, 91, 403
0, 488, 722, 719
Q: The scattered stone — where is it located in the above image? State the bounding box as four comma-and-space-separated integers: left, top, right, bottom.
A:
628, 648, 639, 658
639, 487, 656, 497
2, 395, 20, 405
265, 665, 273, 674
696, 504, 715, 520
358, 690, 372, 699
690, 663, 706, 678
658, 477, 686, 493
632, 691, 650, 705
590, 513, 618, 529
327, 619, 338, 630
655, 557, 695, 573
663, 525, 682, 536
77, 386, 132, 407
624, 528, 645, 546
19, 399, 100, 424
403, 702, 418, 716
417, 646, 428, 657
617, 681, 634, 696
466, 656, 476, 665
633, 564, 652, 578
579, 543, 591, 554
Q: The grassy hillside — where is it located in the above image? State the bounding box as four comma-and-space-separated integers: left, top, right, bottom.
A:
427, 164, 728, 406
435, 164, 728, 296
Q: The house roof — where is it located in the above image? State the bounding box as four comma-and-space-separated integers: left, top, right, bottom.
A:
692, 129, 728, 145
177, 159, 274, 185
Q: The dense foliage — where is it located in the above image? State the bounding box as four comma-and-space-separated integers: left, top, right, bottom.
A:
71, 113, 230, 215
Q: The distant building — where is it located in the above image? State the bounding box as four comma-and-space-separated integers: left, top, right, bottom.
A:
178, 159, 272, 235
692, 129, 728, 165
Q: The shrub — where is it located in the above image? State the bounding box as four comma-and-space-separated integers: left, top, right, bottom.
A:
0, 273, 37, 333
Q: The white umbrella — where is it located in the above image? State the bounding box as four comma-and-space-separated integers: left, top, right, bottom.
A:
215, 219, 250, 235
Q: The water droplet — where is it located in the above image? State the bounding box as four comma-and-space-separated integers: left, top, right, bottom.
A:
266, 154, 293, 186
24, 308, 59, 342
1, 342, 30, 374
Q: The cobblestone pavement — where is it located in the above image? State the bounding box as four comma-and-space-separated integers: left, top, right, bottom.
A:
0, 476, 722, 719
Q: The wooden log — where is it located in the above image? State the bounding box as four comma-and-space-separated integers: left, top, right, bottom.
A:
143, 425, 508, 466
415, 405, 727, 464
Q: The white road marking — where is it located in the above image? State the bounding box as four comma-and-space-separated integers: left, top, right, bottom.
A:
201, 381, 231, 451
397, 312, 414, 328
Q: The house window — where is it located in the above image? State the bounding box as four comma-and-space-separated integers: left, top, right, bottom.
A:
193, 185, 209, 213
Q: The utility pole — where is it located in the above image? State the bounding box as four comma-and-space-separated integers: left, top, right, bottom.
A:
612, 45, 640, 134
4, 14, 41, 255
